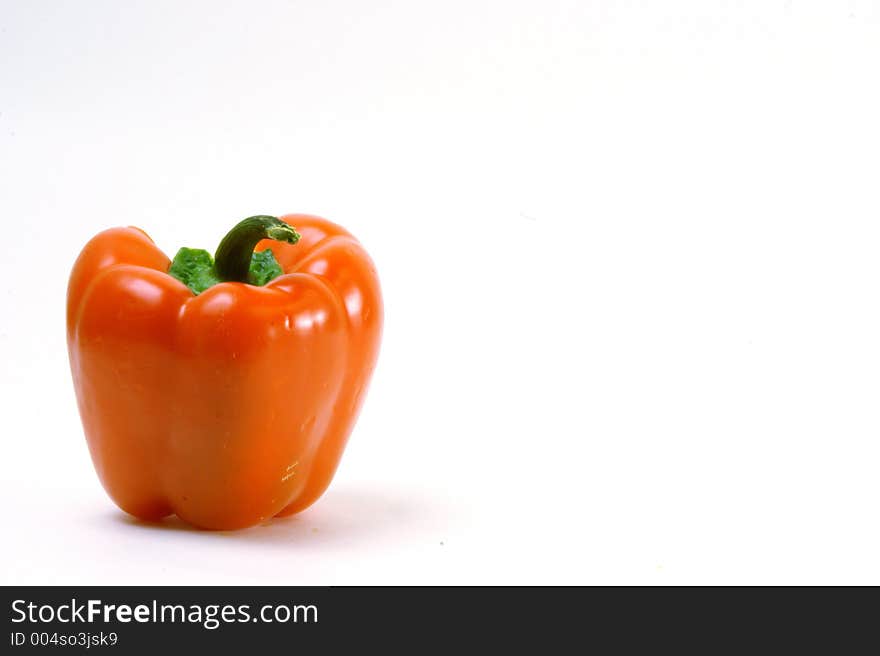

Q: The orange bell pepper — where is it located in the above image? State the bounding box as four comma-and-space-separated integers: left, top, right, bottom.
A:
66, 215, 382, 530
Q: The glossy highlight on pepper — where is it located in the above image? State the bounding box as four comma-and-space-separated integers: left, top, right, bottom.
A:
66, 214, 383, 530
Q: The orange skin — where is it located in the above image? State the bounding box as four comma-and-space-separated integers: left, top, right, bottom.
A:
66, 215, 382, 530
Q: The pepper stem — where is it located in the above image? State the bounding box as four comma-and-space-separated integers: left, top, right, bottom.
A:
214, 216, 300, 283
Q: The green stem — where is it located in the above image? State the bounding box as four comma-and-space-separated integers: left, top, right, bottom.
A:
214, 216, 300, 283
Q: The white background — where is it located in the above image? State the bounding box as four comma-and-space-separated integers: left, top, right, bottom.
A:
2, 0, 880, 585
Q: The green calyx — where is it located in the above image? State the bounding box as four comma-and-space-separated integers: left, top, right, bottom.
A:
168, 248, 221, 294
168, 216, 300, 295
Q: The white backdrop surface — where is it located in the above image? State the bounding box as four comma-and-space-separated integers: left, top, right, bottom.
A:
1, 0, 880, 584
